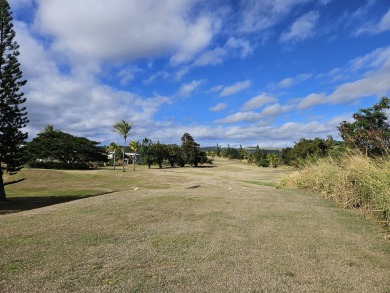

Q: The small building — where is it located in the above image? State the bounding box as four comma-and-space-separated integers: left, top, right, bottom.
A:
125, 153, 141, 164
107, 152, 141, 164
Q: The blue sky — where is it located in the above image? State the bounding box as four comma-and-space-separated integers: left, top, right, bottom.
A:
9, 0, 390, 148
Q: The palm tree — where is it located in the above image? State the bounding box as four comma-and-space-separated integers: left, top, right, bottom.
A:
106, 142, 120, 170
129, 140, 139, 171
43, 124, 56, 133
112, 120, 133, 172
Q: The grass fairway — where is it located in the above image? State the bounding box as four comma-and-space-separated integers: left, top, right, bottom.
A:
1, 159, 389, 292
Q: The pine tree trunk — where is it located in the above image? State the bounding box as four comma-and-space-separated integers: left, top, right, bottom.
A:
0, 164, 7, 202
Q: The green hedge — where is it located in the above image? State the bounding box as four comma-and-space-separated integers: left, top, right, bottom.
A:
28, 161, 90, 170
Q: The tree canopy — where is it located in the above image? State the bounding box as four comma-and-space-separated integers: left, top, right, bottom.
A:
181, 133, 205, 166
137, 134, 207, 168
338, 97, 389, 156
24, 126, 106, 169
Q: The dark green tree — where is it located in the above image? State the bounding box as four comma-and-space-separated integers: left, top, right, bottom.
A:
215, 143, 221, 157
281, 147, 293, 165
267, 153, 281, 168
290, 138, 331, 161
281, 137, 336, 166
139, 138, 154, 168
205, 149, 214, 158
24, 126, 106, 168
222, 144, 241, 159
238, 145, 247, 160
252, 145, 266, 164
181, 133, 202, 166
139, 138, 151, 168
338, 97, 389, 156
0, 0, 28, 201
165, 144, 184, 167
222, 144, 230, 158
198, 150, 208, 164
150, 141, 166, 168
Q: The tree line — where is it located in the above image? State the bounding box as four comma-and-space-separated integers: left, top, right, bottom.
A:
19, 125, 210, 171
15, 95, 390, 175
205, 144, 282, 168
1, 0, 388, 201
107, 133, 210, 170
283, 97, 389, 166
206, 96, 390, 168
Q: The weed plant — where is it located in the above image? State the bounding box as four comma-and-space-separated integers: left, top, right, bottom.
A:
279, 151, 390, 225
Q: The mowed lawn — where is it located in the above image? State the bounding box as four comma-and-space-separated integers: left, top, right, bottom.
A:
1, 159, 389, 292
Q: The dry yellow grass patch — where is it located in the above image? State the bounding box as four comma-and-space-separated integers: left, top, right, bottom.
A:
280, 154, 390, 225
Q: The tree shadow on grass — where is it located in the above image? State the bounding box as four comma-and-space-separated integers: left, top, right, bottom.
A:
193, 165, 218, 168
0, 192, 115, 215
150, 164, 218, 169
173, 165, 218, 169
4, 178, 26, 185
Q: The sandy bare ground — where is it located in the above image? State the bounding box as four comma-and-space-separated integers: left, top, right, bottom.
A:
0, 158, 389, 292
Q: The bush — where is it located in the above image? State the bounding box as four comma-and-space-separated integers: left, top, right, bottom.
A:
279, 152, 390, 225
257, 159, 270, 167
28, 161, 90, 170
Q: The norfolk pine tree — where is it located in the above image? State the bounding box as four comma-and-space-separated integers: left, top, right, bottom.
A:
0, 0, 28, 201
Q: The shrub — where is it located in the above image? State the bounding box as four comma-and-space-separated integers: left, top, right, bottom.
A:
28, 161, 90, 170
257, 159, 270, 167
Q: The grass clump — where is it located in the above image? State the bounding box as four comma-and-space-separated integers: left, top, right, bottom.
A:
279, 153, 390, 225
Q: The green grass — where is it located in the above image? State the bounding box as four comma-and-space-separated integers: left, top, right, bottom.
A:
241, 180, 277, 187
1, 166, 170, 214
1, 158, 389, 292
6, 167, 170, 195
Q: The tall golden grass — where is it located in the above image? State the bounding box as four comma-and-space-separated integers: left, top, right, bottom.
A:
279, 153, 390, 225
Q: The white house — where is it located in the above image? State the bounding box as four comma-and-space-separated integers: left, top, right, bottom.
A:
107, 152, 140, 164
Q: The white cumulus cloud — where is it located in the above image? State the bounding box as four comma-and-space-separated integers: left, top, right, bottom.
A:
215, 111, 262, 124
238, 0, 313, 33
178, 80, 204, 97
14, 19, 172, 144
280, 11, 319, 43
241, 94, 277, 111
220, 80, 251, 97
209, 103, 227, 112
356, 8, 390, 35
297, 46, 390, 109
261, 103, 293, 116
276, 73, 312, 88
34, 0, 218, 65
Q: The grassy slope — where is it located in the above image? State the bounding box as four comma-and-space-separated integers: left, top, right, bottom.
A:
0, 159, 389, 292
1, 167, 170, 214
